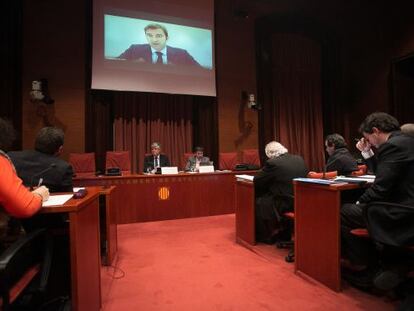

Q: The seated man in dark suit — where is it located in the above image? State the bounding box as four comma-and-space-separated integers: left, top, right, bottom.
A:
8, 127, 73, 193
254, 141, 308, 243
8, 126, 73, 232
185, 146, 210, 172
119, 23, 202, 67
341, 112, 414, 288
8, 127, 74, 298
143, 142, 170, 174
325, 133, 358, 176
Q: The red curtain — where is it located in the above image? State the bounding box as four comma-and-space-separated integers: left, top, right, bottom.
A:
261, 33, 324, 170
270, 33, 325, 171
112, 92, 193, 173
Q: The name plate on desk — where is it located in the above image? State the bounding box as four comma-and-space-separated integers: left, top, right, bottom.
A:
198, 166, 215, 173
161, 167, 178, 175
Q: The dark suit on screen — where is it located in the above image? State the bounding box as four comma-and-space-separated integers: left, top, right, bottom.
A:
326, 147, 358, 176
254, 153, 308, 241
143, 154, 170, 173
8, 150, 73, 193
118, 44, 201, 67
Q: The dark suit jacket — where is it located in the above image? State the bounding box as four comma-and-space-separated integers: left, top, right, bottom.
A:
359, 131, 414, 205
326, 147, 358, 176
365, 201, 414, 247
254, 153, 308, 216
118, 44, 201, 67
8, 150, 73, 193
143, 154, 170, 173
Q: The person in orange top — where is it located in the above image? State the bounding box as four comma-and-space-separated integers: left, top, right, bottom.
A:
0, 118, 49, 250
0, 154, 48, 217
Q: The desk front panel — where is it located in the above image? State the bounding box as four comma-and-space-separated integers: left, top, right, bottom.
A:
69, 198, 101, 311
41, 188, 101, 311
294, 182, 341, 291
294, 182, 365, 292
235, 180, 255, 246
74, 173, 238, 224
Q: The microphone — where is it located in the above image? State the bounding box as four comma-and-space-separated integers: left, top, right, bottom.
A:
322, 150, 327, 179
30, 163, 56, 190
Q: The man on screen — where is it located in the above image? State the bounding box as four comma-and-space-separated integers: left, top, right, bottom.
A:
118, 23, 201, 67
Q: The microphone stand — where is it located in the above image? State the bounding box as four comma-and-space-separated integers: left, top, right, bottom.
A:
322, 150, 327, 179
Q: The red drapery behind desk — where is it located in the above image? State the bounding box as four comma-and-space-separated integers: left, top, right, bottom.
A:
112, 92, 193, 173
86, 92, 218, 174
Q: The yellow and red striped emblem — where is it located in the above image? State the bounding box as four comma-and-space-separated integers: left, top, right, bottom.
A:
158, 187, 170, 200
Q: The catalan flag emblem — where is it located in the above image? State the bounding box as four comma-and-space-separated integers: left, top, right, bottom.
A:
158, 187, 170, 200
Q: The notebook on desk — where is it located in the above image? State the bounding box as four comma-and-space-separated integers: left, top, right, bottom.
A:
334, 176, 371, 184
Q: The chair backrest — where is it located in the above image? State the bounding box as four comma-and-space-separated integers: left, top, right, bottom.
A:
106, 151, 131, 174
242, 149, 260, 167
69, 152, 96, 177
307, 171, 338, 179
181, 152, 193, 171
219, 152, 238, 170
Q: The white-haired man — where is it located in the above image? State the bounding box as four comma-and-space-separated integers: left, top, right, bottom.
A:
254, 141, 308, 244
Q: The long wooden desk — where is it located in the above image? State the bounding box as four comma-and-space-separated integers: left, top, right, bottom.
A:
74, 172, 254, 224
235, 179, 256, 246
41, 187, 101, 311
294, 181, 364, 292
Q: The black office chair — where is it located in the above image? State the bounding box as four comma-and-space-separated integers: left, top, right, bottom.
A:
0, 228, 52, 310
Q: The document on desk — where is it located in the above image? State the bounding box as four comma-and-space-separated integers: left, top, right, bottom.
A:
42, 194, 73, 207
334, 176, 375, 184
235, 174, 254, 182
293, 178, 339, 185
357, 175, 376, 180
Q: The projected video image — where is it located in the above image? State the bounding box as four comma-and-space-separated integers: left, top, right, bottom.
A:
105, 15, 213, 69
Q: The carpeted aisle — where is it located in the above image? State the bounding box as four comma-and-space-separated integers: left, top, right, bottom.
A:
101, 214, 395, 310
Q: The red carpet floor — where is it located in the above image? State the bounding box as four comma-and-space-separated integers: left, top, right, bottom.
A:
101, 214, 395, 310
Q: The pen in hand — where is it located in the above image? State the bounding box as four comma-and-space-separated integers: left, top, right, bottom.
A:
37, 178, 43, 188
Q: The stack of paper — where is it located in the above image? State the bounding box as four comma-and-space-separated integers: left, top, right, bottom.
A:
334, 175, 375, 183
42, 194, 73, 207
293, 178, 339, 185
